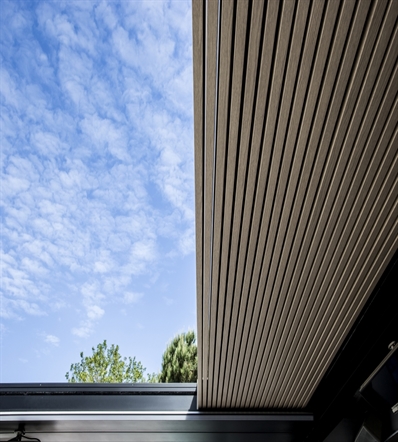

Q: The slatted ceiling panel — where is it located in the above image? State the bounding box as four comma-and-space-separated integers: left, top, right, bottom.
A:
298, 198, 398, 405
208, 0, 234, 407
227, 0, 271, 409
202, 0, 219, 408
300, 221, 398, 405
284, 140, 396, 406
244, 0, 350, 408
298, 108, 398, 381
304, 0, 392, 408
246, 0, 348, 406
238, 1, 312, 409
276, 0, 388, 401
225, 0, 297, 408
228, 0, 309, 409
268, 0, 386, 406
278, 89, 398, 407
239, 0, 337, 409
210, 2, 250, 403
192, 0, 204, 408
280, 22, 395, 410
280, 121, 398, 405
276, 20, 397, 410
235, 12, 308, 409
217, 0, 277, 408
206, 0, 247, 407
278, 19, 396, 410
193, 0, 398, 410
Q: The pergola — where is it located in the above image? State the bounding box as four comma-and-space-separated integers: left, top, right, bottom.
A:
1, 0, 397, 440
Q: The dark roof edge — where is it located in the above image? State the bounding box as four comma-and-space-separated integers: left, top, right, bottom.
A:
0, 383, 197, 395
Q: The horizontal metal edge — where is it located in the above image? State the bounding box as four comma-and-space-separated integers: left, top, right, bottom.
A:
0, 391, 196, 396
0, 412, 314, 421
0, 383, 197, 395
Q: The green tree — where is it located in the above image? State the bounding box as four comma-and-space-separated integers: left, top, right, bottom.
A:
65, 340, 149, 383
158, 331, 197, 383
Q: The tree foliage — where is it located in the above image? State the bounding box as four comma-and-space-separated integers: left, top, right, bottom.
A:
158, 331, 197, 383
65, 340, 147, 383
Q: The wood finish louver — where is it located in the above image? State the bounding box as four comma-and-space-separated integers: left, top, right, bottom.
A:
193, 0, 398, 409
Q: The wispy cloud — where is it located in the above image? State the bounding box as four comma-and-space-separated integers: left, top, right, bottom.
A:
44, 334, 60, 346
123, 292, 143, 305
1, 0, 194, 339
163, 296, 174, 306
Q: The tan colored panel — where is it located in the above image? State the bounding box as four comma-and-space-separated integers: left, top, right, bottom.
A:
213, 0, 265, 408
193, 0, 398, 409
213, 0, 249, 404
224, 1, 280, 408
202, 0, 219, 408
192, 0, 204, 408
276, 10, 397, 408
286, 70, 398, 404
277, 88, 398, 408
240, 0, 343, 407
207, 0, 235, 407
297, 188, 398, 406
254, 0, 371, 408
262, 0, 392, 408
229, 0, 312, 408
216, 0, 280, 408
264, 0, 393, 407
236, 0, 326, 405
251, 0, 366, 408
303, 215, 398, 405
286, 127, 398, 407
224, 0, 297, 408
297, 169, 398, 406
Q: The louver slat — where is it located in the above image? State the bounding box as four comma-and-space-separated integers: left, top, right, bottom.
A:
201, 0, 219, 408
208, 0, 235, 408
212, 1, 249, 404
192, 0, 204, 408
193, 0, 398, 409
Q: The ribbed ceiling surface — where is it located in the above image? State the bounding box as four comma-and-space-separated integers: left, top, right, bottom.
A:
193, 0, 398, 409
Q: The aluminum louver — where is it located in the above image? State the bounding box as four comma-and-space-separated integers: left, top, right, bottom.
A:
193, 0, 398, 409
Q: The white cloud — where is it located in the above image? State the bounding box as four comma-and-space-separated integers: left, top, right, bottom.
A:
1, 0, 195, 336
131, 239, 157, 262
95, 1, 118, 31
2, 175, 30, 198
1, 298, 46, 319
123, 292, 143, 304
163, 296, 174, 306
44, 334, 60, 346
80, 114, 129, 161
70, 282, 105, 337
21, 257, 49, 277
178, 227, 196, 256
31, 130, 68, 157
86, 305, 104, 321
72, 321, 93, 339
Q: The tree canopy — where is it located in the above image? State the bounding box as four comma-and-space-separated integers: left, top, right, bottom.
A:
65, 340, 148, 383
65, 332, 198, 383
158, 331, 197, 383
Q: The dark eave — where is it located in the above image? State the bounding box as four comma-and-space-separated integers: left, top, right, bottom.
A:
0, 384, 313, 442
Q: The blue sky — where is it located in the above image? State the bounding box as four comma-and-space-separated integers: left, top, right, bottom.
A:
0, 0, 196, 382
